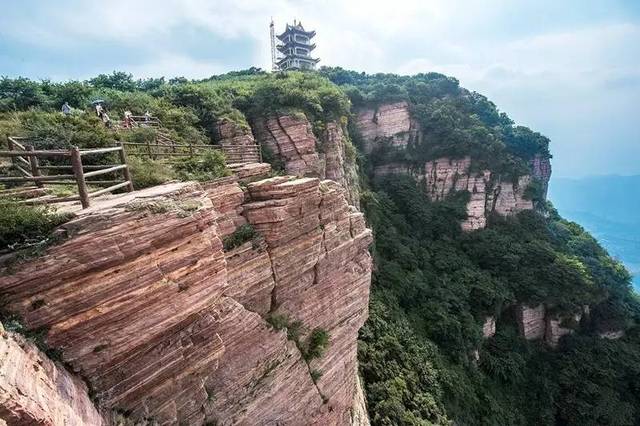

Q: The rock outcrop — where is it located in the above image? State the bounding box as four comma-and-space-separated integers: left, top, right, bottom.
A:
0, 176, 373, 425
0, 325, 105, 425
373, 156, 538, 231
482, 316, 496, 338
252, 114, 360, 206
355, 102, 417, 153
545, 312, 582, 348
515, 304, 583, 347
215, 119, 256, 147
516, 304, 547, 340
530, 155, 552, 197
355, 101, 552, 231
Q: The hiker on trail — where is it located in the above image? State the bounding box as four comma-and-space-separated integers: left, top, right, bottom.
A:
144, 110, 151, 122
102, 110, 112, 128
95, 103, 104, 118
61, 102, 71, 115
124, 110, 132, 128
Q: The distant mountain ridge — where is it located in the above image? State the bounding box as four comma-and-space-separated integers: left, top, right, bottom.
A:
549, 175, 640, 290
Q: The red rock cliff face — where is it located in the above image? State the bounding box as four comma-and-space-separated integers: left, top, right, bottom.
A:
355, 102, 552, 231
252, 115, 360, 206
0, 324, 105, 425
355, 102, 419, 153
0, 177, 372, 425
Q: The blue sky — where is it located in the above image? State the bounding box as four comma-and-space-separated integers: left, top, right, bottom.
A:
1, 0, 639, 178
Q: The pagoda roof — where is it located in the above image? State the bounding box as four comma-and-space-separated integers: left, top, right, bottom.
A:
276, 41, 317, 52
276, 54, 320, 65
276, 22, 316, 40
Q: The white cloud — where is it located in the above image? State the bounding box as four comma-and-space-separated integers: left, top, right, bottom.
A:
1, 0, 639, 176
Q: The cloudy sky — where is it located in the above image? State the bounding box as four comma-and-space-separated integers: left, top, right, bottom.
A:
1, 0, 639, 178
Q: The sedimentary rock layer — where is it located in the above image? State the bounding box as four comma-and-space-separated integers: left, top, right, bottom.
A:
0, 325, 105, 426
0, 175, 372, 425
355, 102, 415, 153
355, 101, 552, 231
251, 114, 360, 206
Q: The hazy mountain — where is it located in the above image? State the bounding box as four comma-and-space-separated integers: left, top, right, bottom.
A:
549, 175, 640, 290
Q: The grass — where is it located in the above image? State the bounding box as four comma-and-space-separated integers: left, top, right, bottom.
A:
173, 150, 231, 182
0, 200, 73, 254
222, 224, 258, 251
265, 313, 330, 361
127, 157, 176, 189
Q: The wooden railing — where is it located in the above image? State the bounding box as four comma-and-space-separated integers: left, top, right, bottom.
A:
1, 137, 133, 209
122, 140, 262, 164
129, 115, 162, 128
121, 115, 262, 163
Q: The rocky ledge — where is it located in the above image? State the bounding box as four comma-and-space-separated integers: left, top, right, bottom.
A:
0, 175, 372, 425
252, 114, 360, 206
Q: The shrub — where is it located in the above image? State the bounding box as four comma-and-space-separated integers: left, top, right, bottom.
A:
0, 201, 71, 252
310, 369, 323, 383
266, 313, 290, 331
127, 157, 176, 189
303, 328, 330, 360
266, 312, 304, 342
260, 144, 285, 172
173, 150, 230, 182
222, 224, 258, 251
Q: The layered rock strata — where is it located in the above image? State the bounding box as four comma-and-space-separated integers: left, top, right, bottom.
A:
252, 115, 360, 206
355, 102, 552, 231
0, 325, 105, 425
516, 304, 547, 340
373, 157, 537, 231
215, 119, 255, 147
482, 316, 496, 338
516, 304, 583, 347
355, 102, 418, 153
545, 312, 582, 348
0, 176, 372, 425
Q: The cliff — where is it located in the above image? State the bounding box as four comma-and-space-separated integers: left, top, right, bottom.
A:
0, 174, 372, 425
356, 102, 552, 231
251, 115, 360, 206
0, 323, 104, 425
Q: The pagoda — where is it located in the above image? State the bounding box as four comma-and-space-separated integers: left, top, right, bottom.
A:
275, 20, 320, 71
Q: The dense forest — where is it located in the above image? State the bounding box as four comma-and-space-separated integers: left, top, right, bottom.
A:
1, 68, 640, 425
320, 68, 640, 425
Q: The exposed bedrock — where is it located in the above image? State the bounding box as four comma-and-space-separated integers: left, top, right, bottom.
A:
355, 101, 418, 153
251, 115, 360, 206
0, 324, 105, 426
353, 101, 551, 231
0, 175, 372, 425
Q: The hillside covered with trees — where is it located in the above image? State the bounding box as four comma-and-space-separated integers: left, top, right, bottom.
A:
1, 68, 639, 425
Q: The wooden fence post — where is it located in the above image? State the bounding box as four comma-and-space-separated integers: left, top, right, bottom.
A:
26, 145, 44, 188
70, 147, 90, 208
6, 136, 16, 170
117, 142, 134, 192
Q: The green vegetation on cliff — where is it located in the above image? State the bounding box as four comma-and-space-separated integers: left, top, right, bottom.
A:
321, 67, 550, 179
332, 69, 640, 425
359, 175, 640, 425
2, 69, 639, 426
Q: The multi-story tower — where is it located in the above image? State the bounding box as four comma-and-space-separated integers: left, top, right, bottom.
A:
275, 20, 320, 71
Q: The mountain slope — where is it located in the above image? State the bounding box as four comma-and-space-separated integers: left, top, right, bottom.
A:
321, 68, 640, 426
550, 175, 640, 290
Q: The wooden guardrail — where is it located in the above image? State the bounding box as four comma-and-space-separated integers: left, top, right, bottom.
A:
122, 141, 262, 164
121, 115, 262, 163
2, 137, 133, 209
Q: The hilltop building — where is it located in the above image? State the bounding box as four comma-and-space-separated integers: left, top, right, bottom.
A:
274, 20, 319, 71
